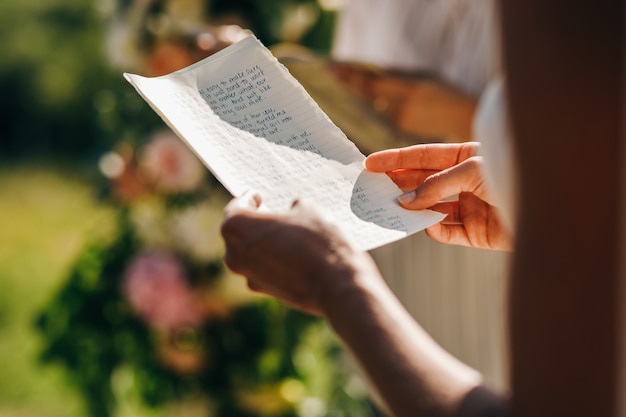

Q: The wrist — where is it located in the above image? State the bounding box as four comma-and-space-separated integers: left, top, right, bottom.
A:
315, 248, 385, 319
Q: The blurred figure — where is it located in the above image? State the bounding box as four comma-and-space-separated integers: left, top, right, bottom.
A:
328, 0, 514, 393
330, 0, 498, 142
333, 0, 497, 96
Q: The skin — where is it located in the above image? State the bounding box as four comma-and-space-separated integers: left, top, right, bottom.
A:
222, 192, 505, 417
364, 142, 512, 251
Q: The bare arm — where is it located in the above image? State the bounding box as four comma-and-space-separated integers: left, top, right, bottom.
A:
323, 252, 493, 417
221, 193, 506, 416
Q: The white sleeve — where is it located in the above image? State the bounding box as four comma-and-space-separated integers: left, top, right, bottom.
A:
474, 77, 518, 236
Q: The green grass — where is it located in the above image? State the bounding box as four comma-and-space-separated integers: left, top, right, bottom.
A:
0, 161, 114, 417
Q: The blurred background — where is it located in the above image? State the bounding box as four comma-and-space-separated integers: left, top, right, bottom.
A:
0, 1, 373, 417
0, 0, 509, 416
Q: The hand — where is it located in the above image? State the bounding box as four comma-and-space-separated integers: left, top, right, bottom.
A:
365, 142, 512, 251
329, 62, 477, 141
220, 192, 379, 316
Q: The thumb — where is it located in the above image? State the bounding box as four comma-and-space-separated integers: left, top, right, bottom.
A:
224, 190, 262, 218
397, 157, 483, 210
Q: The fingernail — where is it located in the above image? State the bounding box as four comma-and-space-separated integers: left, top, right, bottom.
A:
247, 192, 262, 208
397, 191, 415, 205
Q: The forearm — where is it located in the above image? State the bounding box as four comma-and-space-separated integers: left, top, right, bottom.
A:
320, 254, 506, 417
222, 195, 506, 415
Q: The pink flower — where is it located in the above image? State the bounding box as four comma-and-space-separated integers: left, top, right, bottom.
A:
122, 251, 203, 330
140, 130, 206, 193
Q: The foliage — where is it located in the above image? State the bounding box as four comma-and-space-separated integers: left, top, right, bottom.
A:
27, 1, 375, 416
0, 0, 116, 157
36, 228, 318, 417
205, 0, 336, 49
0, 163, 114, 417
0, 0, 336, 159
36, 132, 378, 417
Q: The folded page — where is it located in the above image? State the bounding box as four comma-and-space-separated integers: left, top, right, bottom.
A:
124, 36, 444, 251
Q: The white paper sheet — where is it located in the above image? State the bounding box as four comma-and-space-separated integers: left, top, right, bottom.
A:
124, 36, 444, 251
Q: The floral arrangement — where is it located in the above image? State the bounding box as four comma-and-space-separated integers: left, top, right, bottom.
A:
36, 3, 379, 416
104, 0, 338, 75
37, 129, 379, 417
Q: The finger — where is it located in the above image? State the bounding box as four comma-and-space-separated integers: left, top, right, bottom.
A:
425, 223, 473, 247
245, 276, 299, 308
365, 142, 478, 172
386, 168, 440, 190
397, 157, 483, 210
224, 191, 262, 218
221, 199, 268, 248
223, 226, 276, 274
246, 275, 293, 300
224, 247, 249, 274
246, 278, 273, 295
428, 201, 462, 225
